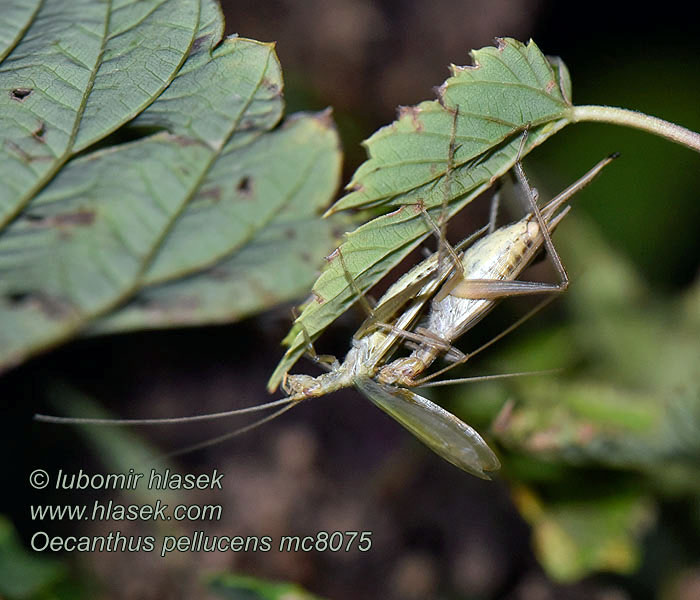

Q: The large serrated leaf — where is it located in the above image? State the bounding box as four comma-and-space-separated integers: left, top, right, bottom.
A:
0, 134, 211, 370
331, 37, 571, 212
269, 38, 575, 389
0, 0, 346, 370
0, 0, 200, 226
89, 112, 343, 333
0, 10, 298, 370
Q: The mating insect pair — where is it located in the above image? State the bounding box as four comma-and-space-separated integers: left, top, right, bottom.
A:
35, 125, 617, 479
276, 143, 616, 478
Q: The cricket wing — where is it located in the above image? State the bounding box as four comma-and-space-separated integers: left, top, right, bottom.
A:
356, 378, 501, 479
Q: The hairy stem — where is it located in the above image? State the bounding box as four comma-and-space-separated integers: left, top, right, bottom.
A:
570, 105, 700, 153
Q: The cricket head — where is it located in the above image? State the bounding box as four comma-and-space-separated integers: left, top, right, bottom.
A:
283, 373, 324, 398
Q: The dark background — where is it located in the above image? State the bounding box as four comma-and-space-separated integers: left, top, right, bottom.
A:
4, 1, 700, 599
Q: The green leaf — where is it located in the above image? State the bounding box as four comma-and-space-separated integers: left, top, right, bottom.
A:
333, 38, 571, 213
121, 8, 285, 285
513, 486, 654, 581
0, 1, 344, 370
208, 573, 325, 600
269, 38, 574, 389
0, 1, 41, 62
0, 0, 201, 226
90, 112, 343, 333
0, 515, 65, 599
0, 133, 211, 370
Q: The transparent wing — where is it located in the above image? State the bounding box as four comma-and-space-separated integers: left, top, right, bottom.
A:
355, 377, 500, 479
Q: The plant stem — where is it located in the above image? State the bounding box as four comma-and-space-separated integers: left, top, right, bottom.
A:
570, 105, 700, 153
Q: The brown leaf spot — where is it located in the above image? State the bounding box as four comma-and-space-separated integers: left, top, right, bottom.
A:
6, 292, 30, 305
32, 122, 46, 143
172, 135, 200, 147
239, 118, 259, 131
398, 105, 423, 132
262, 77, 281, 95
5, 291, 75, 319
27, 210, 96, 227
10, 88, 32, 101
191, 34, 210, 53
545, 79, 556, 93
236, 176, 253, 196
198, 186, 222, 203
206, 266, 229, 280
52, 210, 96, 226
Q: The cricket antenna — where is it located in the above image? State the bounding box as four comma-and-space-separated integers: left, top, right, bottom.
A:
154, 402, 299, 461
33, 397, 298, 426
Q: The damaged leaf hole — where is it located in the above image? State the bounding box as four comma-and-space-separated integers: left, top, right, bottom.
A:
10, 88, 32, 101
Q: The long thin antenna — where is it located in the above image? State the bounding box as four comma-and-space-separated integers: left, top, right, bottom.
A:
33, 397, 296, 426
156, 402, 299, 460
419, 368, 561, 388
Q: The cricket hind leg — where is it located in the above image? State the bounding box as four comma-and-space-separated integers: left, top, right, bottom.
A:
450, 150, 620, 302
414, 134, 570, 383
513, 140, 570, 295
447, 130, 571, 302
413, 152, 619, 385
